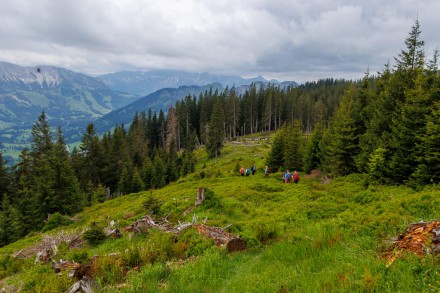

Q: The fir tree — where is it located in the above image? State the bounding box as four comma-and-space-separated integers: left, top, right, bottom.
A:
266, 127, 285, 172
283, 120, 303, 171
320, 87, 359, 176
302, 124, 324, 173
206, 100, 225, 158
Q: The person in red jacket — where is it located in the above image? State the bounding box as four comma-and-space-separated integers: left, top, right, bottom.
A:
293, 170, 300, 183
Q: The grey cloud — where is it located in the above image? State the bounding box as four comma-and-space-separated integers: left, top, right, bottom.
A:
0, 0, 439, 83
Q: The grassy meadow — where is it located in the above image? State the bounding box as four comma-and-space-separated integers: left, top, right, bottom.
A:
1, 133, 440, 292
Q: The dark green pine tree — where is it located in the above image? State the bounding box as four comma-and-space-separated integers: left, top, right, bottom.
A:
356, 66, 393, 174
0, 196, 23, 246
107, 125, 130, 192
266, 127, 285, 172
12, 148, 38, 234
0, 151, 10, 202
30, 111, 56, 227
165, 139, 179, 183
395, 18, 425, 73
283, 120, 303, 171
141, 155, 154, 190
153, 151, 167, 189
50, 127, 81, 215
118, 163, 133, 194
388, 71, 431, 183
31, 110, 53, 158
383, 20, 428, 183
413, 101, 440, 184
320, 87, 359, 176
206, 100, 225, 158
181, 149, 196, 177
131, 167, 144, 193
78, 123, 103, 188
302, 124, 324, 173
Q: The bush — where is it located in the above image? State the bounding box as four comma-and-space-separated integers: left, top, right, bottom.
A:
123, 246, 143, 268
253, 221, 280, 243
143, 193, 161, 215
177, 228, 215, 257
71, 251, 89, 264
83, 222, 106, 246
41, 213, 72, 232
202, 189, 223, 209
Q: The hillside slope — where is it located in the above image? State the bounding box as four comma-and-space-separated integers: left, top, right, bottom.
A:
0, 134, 439, 292
0, 62, 140, 162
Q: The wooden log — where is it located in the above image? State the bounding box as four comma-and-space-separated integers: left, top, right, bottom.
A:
194, 224, 246, 252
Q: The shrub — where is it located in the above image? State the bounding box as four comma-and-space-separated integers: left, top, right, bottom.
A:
202, 189, 223, 209
83, 222, 106, 246
0, 255, 22, 279
41, 212, 72, 232
177, 228, 215, 257
123, 246, 143, 268
253, 221, 280, 243
143, 193, 161, 215
71, 251, 89, 264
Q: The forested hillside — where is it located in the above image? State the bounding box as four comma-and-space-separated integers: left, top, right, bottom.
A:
0, 20, 438, 247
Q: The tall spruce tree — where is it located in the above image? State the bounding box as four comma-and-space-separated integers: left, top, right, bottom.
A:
320, 87, 359, 176
302, 124, 324, 173
283, 120, 303, 171
413, 101, 440, 184
206, 100, 225, 158
50, 127, 81, 215
266, 127, 285, 172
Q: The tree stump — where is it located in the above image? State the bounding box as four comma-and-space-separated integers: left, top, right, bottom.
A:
195, 187, 205, 206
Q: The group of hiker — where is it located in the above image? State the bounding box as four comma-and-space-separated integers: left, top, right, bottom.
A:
282, 170, 300, 184
240, 164, 257, 177
239, 164, 299, 183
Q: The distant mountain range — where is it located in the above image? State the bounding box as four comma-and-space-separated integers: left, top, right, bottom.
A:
0, 62, 139, 142
0, 62, 297, 163
92, 83, 224, 134
97, 70, 297, 96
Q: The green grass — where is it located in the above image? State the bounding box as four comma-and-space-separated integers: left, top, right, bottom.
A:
1, 134, 440, 292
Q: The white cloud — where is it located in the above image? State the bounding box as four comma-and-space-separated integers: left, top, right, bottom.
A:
0, 0, 439, 83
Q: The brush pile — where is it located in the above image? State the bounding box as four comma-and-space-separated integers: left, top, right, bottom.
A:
385, 220, 440, 267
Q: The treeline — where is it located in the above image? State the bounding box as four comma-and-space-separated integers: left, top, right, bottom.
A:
268, 20, 440, 186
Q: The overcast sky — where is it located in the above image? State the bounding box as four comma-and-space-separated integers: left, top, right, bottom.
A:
0, 0, 439, 83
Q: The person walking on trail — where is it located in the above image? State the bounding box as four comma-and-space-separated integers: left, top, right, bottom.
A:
245, 168, 251, 176
284, 170, 291, 183
240, 166, 245, 176
264, 165, 270, 178
251, 164, 256, 175
293, 170, 300, 183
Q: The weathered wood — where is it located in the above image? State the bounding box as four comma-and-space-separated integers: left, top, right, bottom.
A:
105, 228, 122, 238
195, 224, 246, 252
67, 276, 98, 293
126, 214, 246, 252
195, 187, 205, 205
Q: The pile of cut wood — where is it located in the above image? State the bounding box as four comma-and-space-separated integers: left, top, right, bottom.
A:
385, 220, 440, 267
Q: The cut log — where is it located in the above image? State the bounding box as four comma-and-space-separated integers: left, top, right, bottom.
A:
126, 214, 246, 252
194, 224, 246, 252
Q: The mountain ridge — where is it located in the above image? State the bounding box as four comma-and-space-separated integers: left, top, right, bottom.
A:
97, 69, 297, 96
